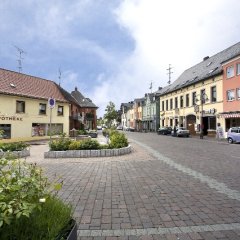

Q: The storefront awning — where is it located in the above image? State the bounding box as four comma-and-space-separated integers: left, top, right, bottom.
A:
219, 112, 240, 118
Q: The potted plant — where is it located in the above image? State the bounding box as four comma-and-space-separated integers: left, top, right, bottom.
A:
0, 156, 77, 240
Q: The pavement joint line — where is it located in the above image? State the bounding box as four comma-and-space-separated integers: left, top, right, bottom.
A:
131, 139, 240, 202
77, 223, 240, 237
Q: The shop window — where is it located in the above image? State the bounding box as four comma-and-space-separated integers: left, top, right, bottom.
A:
39, 103, 46, 115
0, 124, 11, 139
227, 90, 235, 101
16, 101, 25, 113
211, 86, 217, 102
57, 106, 64, 116
226, 65, 234, 78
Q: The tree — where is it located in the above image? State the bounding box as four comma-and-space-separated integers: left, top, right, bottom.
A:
104, 101, 118, 127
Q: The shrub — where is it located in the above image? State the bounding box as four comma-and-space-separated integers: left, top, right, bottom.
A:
79, 139, 101, 150
0, 142, 28, 152
68, 141, 81, 150
78, 129, 87, 135
109, 132, 128, 149
0, 157, 72, 239
49, 137, 72, 151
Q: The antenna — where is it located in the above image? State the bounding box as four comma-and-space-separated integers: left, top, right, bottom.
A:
14, 45, 27, 73
166, 64, 173, 85
149, 81, 154, 93
58, 68, 62, 86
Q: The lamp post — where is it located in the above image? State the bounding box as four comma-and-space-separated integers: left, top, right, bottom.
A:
195, 92, 209, 139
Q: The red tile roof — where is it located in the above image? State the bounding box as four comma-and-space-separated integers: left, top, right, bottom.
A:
0, 68, 68, 102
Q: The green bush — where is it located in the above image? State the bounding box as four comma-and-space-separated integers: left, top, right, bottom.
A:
79, 139, 101, 150
78, 129, 87, 135
0, 157, 73, 239
49, 137, 72, 151
0, 196, 72, 240
109, 132, 128, 149
68, 141, 81, 150
0, 142, 28, 152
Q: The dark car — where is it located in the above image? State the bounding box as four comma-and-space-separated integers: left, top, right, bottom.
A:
157, 127, 172, 135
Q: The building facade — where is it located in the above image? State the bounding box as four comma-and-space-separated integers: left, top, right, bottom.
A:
0, 69, 69, 139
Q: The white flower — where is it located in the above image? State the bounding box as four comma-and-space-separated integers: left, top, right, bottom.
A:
39, 198, 46, 203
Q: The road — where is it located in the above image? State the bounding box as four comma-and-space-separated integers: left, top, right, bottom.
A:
27, 133, 240, 240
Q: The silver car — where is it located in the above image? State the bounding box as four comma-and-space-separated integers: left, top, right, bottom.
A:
172, 127, 190, 137
227, 127, 240, 144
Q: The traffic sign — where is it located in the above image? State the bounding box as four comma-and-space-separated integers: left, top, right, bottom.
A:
48, 98, 55, 108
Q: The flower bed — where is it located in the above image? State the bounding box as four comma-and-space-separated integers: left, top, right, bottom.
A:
44, 145, 132, 158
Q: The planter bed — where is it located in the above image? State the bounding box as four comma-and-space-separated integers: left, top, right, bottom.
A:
0, 149, 30, 158
44, 145, 132, 158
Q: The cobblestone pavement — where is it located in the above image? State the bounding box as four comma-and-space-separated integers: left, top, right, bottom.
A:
26, 133, 240, 240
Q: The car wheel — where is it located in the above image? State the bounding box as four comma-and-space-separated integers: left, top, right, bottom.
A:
228, 137, 233, 144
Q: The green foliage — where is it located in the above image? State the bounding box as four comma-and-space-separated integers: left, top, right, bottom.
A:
0, 159, 49, 228
0, 196, 72, 240
78, 139, 101, 150
78, 129, 87, 135
109, 132, 128, 149
49, 135, 72, 151
68, 141, 81, 150
0, 142, 28, 152
103, 101, 118, 127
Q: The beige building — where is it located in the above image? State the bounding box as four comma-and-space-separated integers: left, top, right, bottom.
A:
158, 42, 240, 136
0, 68, 69, 139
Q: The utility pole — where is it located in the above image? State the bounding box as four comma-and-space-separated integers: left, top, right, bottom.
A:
14, 45, 27, 73
166, 64, 173, 85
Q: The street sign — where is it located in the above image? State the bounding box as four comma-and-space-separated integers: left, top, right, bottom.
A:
48, 98, 55, 109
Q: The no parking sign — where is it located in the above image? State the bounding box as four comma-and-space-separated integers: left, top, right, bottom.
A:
48, 98, 55, 109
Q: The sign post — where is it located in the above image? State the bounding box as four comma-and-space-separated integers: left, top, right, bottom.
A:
48, 98, 55, 143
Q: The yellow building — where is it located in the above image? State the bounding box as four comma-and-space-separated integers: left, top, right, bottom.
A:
0, 68, 69, 139
157, 45, 239, 136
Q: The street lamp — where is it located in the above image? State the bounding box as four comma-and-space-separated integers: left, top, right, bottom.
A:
195, 92, 209, 139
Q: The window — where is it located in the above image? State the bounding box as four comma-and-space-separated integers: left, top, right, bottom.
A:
237, 63, 240, 75
39, 103, 46, 115
237, 88, 240, 99
201, 89, 206, 104
186, 94, 189, 107
227, 90, 235, 101
192, 92, 196, 105
170, 98, 173, 109
180, 96, 184, 108
175, 97, 178, 109
57, 106, 64, 116
166, 100, 169, 111
16, 101, 25, 113
226, 65, 234, 78
211, 86, 217, 102
162, 101, 164, 111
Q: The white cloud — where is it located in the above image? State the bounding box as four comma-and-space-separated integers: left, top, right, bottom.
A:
91, 0, 240, 117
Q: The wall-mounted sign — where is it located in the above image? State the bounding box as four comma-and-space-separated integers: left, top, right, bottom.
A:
203, 108, 216, 114
0, 116, 23, 121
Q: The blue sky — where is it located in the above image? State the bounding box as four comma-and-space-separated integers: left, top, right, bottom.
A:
1, 0, 240, 117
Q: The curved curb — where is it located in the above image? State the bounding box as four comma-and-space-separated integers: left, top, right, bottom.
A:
0, 149, 30, 158
44, 145, 132, 158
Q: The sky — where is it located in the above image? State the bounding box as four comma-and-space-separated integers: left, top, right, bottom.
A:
0, 0, 240, 117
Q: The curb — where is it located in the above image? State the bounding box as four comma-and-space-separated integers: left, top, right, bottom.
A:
44, 145, 132, 158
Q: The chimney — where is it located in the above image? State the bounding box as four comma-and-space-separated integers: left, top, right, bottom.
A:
203, 56, 209, 61
158, 87, 162, 90
75, 87, 78, 91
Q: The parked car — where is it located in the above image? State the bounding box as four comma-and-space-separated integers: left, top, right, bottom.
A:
157, 127, 172, 135
116, 125, 123, 130
97, 126, 102, 130
172, 127, 190, 137
227, 127, 240, 144
88, 130, 98, 138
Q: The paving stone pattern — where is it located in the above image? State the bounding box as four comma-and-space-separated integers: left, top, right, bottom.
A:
26, 137, 240, 240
